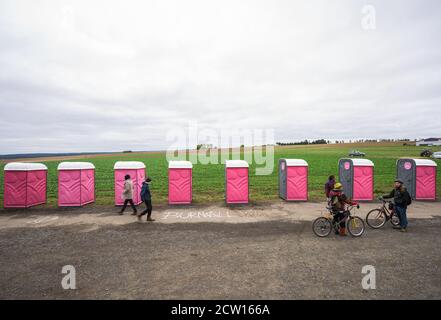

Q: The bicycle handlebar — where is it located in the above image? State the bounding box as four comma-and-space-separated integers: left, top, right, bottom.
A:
378, 197, 392, 204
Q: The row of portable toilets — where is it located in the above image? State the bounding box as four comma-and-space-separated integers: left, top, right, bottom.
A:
2, 158, 438, 208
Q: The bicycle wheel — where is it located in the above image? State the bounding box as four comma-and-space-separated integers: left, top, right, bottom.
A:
312, 217, 332, 237
347, 216, 365, 237
366, 209, 386, 229
390, 212, 400, 226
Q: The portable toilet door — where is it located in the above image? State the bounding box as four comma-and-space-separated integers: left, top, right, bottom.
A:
397, 158, 437, 200
3, 162, 48, 208
225, 160, 249, 204
58, 162, 95, 207
168, 161, 193, 204
339, 158, 374, 201
114, 161, 146, 206
279, 159, 308, 201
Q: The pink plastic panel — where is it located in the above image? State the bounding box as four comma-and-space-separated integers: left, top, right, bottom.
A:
226, 167, 249, 204
286, 166, 308, 201
169, 168, 192, 204
4, 171, 27, 208
135, 168, 145, 205
81, 169, 95, 205
26, 170, 47, 206
353, 166, 373, 201
58, 170, 81, 206
416, 166, 436, 200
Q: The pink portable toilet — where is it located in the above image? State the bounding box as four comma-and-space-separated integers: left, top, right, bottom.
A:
225, 160, 249, 204
279, 159, 308, 201
397, 158, 437, 200
168, 161, 193, 205
339, 158, 374, 201
3, 162, 48, 208
114, 161, 146, 206
58, 162, 95, 207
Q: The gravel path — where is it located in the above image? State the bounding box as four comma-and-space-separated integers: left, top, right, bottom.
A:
0, 201, 440, 299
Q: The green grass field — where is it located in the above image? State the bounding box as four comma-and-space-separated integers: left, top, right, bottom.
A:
1, 143, 440, 207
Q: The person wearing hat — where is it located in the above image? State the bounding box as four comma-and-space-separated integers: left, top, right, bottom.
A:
329, 183, 359, 236
381, 179, 412, 232
138, 177, 154, 222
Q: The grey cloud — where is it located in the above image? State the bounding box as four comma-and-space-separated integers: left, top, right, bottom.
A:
0, 0, 440, 153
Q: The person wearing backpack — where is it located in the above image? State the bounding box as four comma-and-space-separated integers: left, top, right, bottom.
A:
138, 177, 154, 222
382, 179, 412, 232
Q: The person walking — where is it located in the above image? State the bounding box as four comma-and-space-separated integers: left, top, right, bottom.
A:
119, 174, 138, 215
382, 179, 412, 232
325, 175, 336, 200
138, 177, 154, 222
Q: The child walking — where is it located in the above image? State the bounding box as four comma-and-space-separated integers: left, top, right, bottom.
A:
324, 175, 336, 200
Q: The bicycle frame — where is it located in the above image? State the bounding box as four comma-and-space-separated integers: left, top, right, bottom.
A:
314, 205, 364, 237
379, 200, 395, 221
330, 205, 357, 230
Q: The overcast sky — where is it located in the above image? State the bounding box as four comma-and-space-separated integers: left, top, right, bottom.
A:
0, 0, 440, 153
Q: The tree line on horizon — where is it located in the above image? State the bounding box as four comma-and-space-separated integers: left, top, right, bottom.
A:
276, 138, 413, 146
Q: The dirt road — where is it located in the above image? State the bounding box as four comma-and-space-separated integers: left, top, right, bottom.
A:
0, 201, 440, 299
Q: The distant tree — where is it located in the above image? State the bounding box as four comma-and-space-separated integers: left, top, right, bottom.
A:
276, 139, 328, 146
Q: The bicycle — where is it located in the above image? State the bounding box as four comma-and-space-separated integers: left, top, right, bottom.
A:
365, 198, 400, 229
312, 205, 365, 237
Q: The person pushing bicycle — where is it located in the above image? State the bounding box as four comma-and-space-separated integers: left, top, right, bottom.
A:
381, 179, 412, 232
329, 183, 360, 236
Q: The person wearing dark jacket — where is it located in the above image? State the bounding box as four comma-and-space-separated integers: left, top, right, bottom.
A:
382, 179, 411, 232
324, 175, 336, 200
138, 177, 154, 222
329, 183, 359, 236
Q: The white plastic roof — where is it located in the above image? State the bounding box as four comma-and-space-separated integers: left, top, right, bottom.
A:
282, 159, 308, 167
225, 160, 249, 168
348, 159, 374, 167
168, 161, 193, 169
58, 162, 95, 170
113, 161, 146, 169
405, 158, 438, 167
4, 162, 48, 171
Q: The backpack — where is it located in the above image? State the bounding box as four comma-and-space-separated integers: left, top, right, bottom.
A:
405, 191, 412, 206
